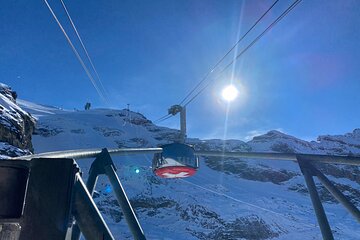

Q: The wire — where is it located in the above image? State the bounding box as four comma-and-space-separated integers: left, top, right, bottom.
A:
159, 115, 174, 123
43, 0, 108, 104
59, 0, 109, 97
179, 0, 280, 106
153, 114, 173, 124
153, 113, 170, 123
181, 178, 314, 228
183, 0, 302, 107
157, 0, 280, 123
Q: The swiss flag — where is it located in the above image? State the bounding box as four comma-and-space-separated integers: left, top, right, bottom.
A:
155, 166, 196, 178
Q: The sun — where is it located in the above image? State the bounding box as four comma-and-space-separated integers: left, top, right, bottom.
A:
221, 85, 238, 102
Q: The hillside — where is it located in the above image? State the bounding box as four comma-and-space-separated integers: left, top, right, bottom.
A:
12, 99, 359, 240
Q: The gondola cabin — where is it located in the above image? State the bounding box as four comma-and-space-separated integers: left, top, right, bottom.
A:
152, 143, 199, 178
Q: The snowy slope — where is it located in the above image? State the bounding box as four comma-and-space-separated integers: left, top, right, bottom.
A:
21, 102, 360, 240
17, 99, 66, 119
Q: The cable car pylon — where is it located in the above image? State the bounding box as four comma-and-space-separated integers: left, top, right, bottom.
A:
168, 105, 186, 143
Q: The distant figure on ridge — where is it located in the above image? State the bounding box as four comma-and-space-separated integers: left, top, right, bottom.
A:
84, 102, 91, 110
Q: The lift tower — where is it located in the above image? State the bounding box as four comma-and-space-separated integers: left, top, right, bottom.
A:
168, 105, 186, 143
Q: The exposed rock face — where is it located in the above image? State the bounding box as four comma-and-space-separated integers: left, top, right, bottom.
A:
0, 83, 35, 156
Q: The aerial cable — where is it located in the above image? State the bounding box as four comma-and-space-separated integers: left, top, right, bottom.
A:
154, 113, 170, 122
156, 0, 280, 124
183, 0, 302, 107
59, 0, 109, 96
178, 0, 280, 106
43, 0, 109, 104
182, 179, 314, 228
153, 114, 173, 124
153, 113, 171, 123
157, 114, 174, 123
182, 179, 288, 219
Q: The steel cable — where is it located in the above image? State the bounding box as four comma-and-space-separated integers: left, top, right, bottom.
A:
44, 0, 109, 104
183, 0, 302, 107
179, 0, 280, 106
60, 0, 109, 97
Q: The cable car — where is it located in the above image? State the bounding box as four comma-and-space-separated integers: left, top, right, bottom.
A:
152, 143, 199, 178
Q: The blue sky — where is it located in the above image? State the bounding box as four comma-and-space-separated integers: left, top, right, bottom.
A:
1, 0, 360, 141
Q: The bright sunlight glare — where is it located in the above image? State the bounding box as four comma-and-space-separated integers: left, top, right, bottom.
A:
221, 85, 238, 102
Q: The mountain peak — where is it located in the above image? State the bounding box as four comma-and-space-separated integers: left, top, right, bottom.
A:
251, 130, 296, 142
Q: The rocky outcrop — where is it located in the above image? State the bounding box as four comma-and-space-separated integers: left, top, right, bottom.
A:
0, 83, 35, 156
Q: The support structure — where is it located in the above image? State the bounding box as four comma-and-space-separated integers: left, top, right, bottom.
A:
71, 175, 114, 240
297, 157, 360, 240
71, 148, 146, 240
298, 159, 334, 240
179, 106, 187, 143
168, 105, 187, 143
0, 155, 145, 240
314, 169, 360, 223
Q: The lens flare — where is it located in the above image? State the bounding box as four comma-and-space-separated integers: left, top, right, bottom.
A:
221, 85, 238, 102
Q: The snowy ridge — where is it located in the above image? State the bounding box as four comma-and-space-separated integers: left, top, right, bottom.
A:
17, 102, 360, 239
315, 129, 360, 155
17, 99, 65, 119
0, 84, 35, 157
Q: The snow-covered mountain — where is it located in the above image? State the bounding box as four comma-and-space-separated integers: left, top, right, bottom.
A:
14, 99, 359, 240
1, 94, 359, 239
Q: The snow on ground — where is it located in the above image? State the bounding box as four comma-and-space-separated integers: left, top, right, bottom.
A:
21, 101, 360, 240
